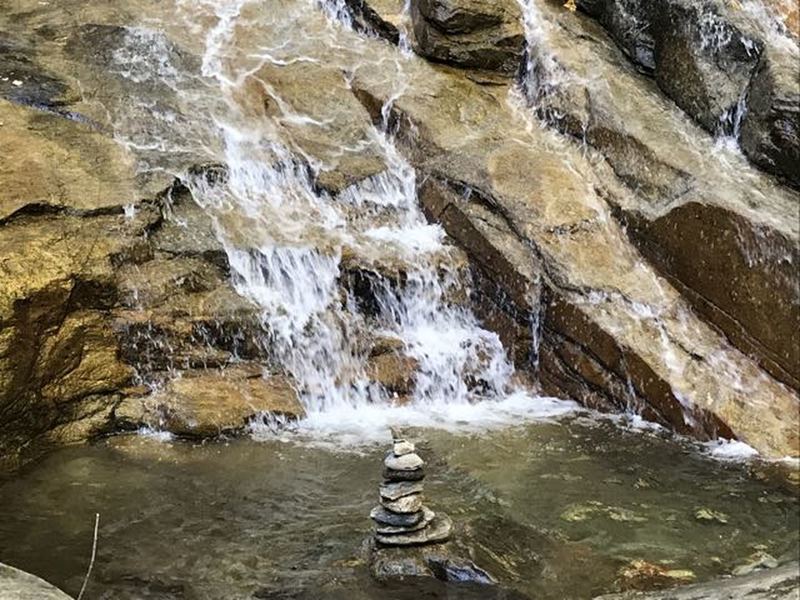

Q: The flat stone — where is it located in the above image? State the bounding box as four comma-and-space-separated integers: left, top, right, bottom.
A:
380, 480, 424, 501
393, 440, 415, 456
381, 493, 423, 514
383, 467, 425, 482
370, 505, 424, 528
375, 507, 436, 535
375, 513, 453, 546
385, 452, 424, 471
0, 563, 72, 600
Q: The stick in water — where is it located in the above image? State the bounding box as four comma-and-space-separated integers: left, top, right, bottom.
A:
77, 513, 99, 600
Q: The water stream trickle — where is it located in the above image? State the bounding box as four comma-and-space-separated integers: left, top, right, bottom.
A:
121, 0, 577, 440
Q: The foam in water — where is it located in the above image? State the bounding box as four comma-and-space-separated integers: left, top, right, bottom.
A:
151, 0, 577, 444
704, 439, 760, 461
516, 0, 566, 107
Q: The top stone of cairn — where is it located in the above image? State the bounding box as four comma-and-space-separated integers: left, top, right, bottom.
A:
393, 440, 415, 456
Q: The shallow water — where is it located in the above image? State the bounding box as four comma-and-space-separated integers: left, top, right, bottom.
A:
0, 419, 796, 599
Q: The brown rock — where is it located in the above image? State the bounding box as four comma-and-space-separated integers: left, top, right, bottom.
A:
0, 99, 141, 222
410, 0, 525, 74
351, 49, 799, 458
149, 366, 304, 438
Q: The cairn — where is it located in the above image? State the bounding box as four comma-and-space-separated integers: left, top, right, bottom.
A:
370, 438, 452, 546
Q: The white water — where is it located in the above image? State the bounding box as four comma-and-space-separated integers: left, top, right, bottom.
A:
516, 0, 566, 107
107, 0, 578, 441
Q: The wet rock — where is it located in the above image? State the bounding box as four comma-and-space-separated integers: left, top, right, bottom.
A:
376, 506, 436, 534
575, 0, 800, 187
136, 366, 304, 438
367, 538, 495, 585
0, 99, 141, 221
383, 467, 427, 481
376, 513, 453, 545
150, 189, 229, 271
0, 31, 76, 110
381, 493, 424, 514
237, 62, 387, 196
693, 507, 729, 524
0, 209, 156, 468
371, 505, 425, 528
574, 0, 655, 72
342, 0, 402, 44
385, 452, 425, 471
650, 0, 761, 133
367, 353, 419, 397
740, 44, 800, 189
410, 0, 525, 74
0, 562, 72, 600
521, 4, 800, 387
380, 480, 425, 500
352, 46, 799, 458
594, 560, 800, 599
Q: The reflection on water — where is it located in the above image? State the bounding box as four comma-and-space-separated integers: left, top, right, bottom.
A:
0, 419, 796, 599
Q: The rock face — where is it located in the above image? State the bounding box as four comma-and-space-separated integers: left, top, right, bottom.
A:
0, 89, 285, 467
513, 1, 800, 392
0, 563, 73, 600
352, 41, 799, 457
410, 0, 525, 74
740, 44, 800, 188
594, 560, 800, 600
2, 0, 799, 468
575, 0, 800, 189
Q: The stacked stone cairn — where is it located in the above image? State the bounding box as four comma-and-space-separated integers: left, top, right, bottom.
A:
370, 438, 452, 546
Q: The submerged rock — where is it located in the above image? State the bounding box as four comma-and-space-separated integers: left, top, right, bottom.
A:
595, 560, 800, 599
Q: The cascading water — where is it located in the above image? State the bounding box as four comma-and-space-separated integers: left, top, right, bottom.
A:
110, 0, 577, 441
515, 0, 567, 110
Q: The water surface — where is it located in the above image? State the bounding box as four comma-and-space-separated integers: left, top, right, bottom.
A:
0, 418, 796, 599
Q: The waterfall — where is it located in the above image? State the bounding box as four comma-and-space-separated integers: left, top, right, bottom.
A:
114, 0, 577, 440
516, 0, 564, 108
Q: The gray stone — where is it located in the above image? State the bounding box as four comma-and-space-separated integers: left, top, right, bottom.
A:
375, 513, 453, 546
393, 439, 415, 456
385, 452, 424, 471
0, 563, 73, 600
380, 480, 424, 500
376, 506, 436, 534
381, 492, 424, 514
383, 467, 426, 482
370, 505, 424, 528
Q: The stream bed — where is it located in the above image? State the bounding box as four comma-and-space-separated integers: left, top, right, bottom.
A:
0, 417, 797, 599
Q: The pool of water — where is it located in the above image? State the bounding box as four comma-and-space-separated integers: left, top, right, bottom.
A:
0, 417, 797, 599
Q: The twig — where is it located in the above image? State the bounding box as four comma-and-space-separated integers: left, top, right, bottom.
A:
77, 513, 100, 600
